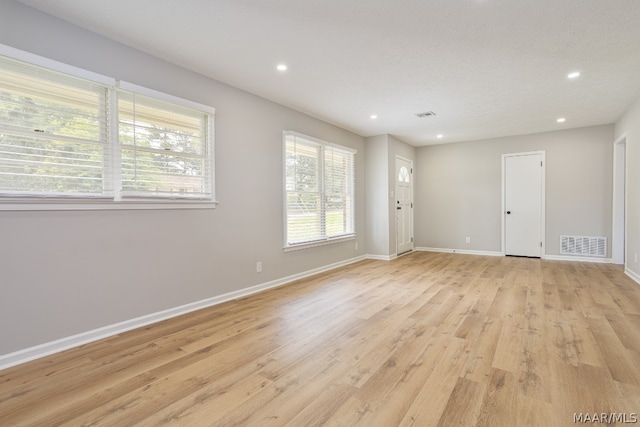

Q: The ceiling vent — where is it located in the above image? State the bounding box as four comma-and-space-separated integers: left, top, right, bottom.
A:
415, 111, 436, 118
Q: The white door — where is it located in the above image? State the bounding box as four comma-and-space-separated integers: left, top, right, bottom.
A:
396, 157, 413, 255
504, 153, 543, 257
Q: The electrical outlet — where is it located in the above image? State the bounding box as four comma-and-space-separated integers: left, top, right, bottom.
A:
256, 261, 262, 273
355, 242, 358, 250
635, 253, 638, 264
465, 237, 471, 244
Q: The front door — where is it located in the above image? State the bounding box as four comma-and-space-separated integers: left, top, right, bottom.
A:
396, 157, 413, 255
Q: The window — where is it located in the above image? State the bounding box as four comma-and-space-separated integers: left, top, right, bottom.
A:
117, 84, 212, 200
284, 130, 356, 249
0, 55, 110, 198
0, 49, 215, 209
399, 166, 410, 183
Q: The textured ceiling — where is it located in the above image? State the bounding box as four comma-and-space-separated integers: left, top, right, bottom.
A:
15, 0, 640, 146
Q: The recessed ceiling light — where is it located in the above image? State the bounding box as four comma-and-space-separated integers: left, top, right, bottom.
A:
276, 64, 287, 71
567, 71, 580, 79
557, 117, 566, 123
370, 114, 378, 119
437, 134, 443, 139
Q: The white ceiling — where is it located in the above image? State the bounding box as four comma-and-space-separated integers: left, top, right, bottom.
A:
16, 0, 640, 146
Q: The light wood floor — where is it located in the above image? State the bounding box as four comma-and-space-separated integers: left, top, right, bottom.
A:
2, 252, 640, 426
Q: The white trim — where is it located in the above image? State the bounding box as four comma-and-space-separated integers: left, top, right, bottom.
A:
283, 235, 356, 252
0, 255, 366, 371
282, 132, 288, 248
501, 151, 546, 257
416, 247, 612, 262
415, 247, 503, 257
0, 200, 219, 211
625, 268, 640, 286
613, 133, 628, 145
612, 134, 627, 265
118, 80, 216, 115
396, 250, 413, 258
544, 254, 612, 264
208, 110, 217, 206
366, 254, 398, 261
283, 130, 357, 155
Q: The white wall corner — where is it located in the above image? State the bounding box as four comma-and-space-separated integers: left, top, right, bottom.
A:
625, 268, 640, 286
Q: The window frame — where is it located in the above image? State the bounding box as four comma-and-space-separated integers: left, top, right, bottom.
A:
115, 81, 216, 203
0, 44, 217, 211
283, 130, 356, 251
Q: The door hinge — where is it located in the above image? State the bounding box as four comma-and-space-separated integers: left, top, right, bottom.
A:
411, 168, 413, 173
411, 237, 414, 242
540, 242, 543, 247
540, 161, 543, 167
411, 203, 413, 208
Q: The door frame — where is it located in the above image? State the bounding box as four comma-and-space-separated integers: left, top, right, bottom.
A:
501, 151, 546, 257
395, 155, 414, 256
612, 134, 627, 265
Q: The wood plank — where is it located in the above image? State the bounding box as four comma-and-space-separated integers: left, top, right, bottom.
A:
491, 314, 525, 373
549, 360, 622, 423
475, 368, 519, 427
461, 316, 503, 384
435, 377, 486, 427
585, 315, 640, 386
376, 335, 468, 427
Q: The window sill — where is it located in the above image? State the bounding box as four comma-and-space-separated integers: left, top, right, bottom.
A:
0, 199, 219, 211
284, 235, 356, 252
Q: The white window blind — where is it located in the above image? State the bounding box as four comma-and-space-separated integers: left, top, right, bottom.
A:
0, 55, 110, 198
284, 131, 355, 247
118, 89, 211, 199
0, 50, 215, 207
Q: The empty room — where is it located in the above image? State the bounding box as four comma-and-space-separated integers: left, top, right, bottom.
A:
1, 0, 640, 426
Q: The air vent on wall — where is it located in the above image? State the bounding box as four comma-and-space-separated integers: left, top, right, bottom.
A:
560, 235, 606, 257
415, 111, 436, 118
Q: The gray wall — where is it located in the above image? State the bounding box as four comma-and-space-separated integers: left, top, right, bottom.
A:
615, 96, 640, 275
415, 125, 614, 256
365, 134, 415, 257
365, 135, 389, 256
0, 1, 366, 355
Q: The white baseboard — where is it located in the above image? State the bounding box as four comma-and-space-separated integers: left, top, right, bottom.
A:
0, 255, 367, 372
625, 267, 640, 285
366, 254, 397, 261
544, 255, 612, 263
415, 247, 503, 257
387, 247, 613, 264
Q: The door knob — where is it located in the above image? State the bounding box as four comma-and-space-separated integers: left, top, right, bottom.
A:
397, 207, 402, 210
506, 211, 511, 214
